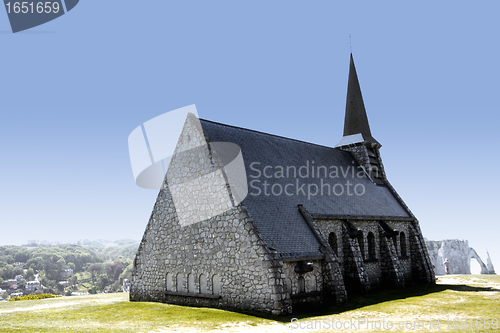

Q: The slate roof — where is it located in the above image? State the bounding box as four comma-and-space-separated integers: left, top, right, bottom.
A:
199, 119, 410, 257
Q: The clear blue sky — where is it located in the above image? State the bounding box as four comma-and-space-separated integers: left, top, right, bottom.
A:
1, 1, 499, 273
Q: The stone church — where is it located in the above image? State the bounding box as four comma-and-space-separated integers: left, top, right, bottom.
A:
130, 54, 435, 315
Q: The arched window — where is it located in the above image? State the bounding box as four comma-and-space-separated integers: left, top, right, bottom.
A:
176, 273, 184, 292
286, 277, 292, 295
306, 275, 317, 292
400, 232, 407, 257
358, 234, 365, 259
212, 274, 221, 295
166, 273, 173, 291
199, 274, 207, 294
187, 273, 195, 293
298, 276, 305, 293
328, 232, 338, 256
368, 232, 376, 260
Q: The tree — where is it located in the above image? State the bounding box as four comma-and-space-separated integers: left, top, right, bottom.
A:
119, 264, 133, 282
97, 273, 110, 291
26, 257, 44, 271
2, 255, 14, 264
26, 268, 35, 281
68, 262, 75, 271
102, 262, 114, 281
113, 261, 124, 280
55, 258, 66, 272
14, 251, 29, 263
44, 261, 61, 281
40, 275, 56, 289
87, 264, 101, 283
0, 264, 15, 280
13, 267, 24, 277
71, 275, 78, 287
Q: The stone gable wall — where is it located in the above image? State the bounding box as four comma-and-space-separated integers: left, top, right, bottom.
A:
130, 190, 291, 314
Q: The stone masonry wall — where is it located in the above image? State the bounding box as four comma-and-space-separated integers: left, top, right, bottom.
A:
341, 222, 370, 294
315, 219, 412, 289
378, 225, 404, 288
350, 220, 382, 288
315, 220, 344, 265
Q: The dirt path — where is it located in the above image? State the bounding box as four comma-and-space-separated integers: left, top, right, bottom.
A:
0, 297, 120, 314
150, 322, 292, 333
437, 275, 500, 290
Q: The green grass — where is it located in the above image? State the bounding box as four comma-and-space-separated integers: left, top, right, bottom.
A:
291, 275, 500, 333
0, 293, 270, 332
0, 275, 498, 332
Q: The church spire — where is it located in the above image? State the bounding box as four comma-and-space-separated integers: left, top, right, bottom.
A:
342, 53, 380, 146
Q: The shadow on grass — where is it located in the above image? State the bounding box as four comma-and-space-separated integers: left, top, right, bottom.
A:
245, 282, 500, 323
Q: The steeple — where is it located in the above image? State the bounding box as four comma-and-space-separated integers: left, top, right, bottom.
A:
336, 54, 385, 185
338, 54, 380, 147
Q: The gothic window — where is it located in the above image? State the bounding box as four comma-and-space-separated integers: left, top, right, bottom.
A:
212, 274, 221, 295
286, 277, 292, 294
368, 232, 376, 260
328, 232, 338, 256
358, 234, 365, 259
306, 275, 317, 292
298, 276, 305, 293
199, 274, 207, 294
176, 273, 184, 292
166, 272, 173, 291
187, 273, 195, 293
400, 232, 407, 257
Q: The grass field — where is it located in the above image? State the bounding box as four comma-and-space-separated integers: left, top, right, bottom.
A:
0, 275, 499, 332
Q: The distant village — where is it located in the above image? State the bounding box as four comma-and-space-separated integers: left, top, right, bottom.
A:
0, 240, 137, 301
0, 262, 74, 301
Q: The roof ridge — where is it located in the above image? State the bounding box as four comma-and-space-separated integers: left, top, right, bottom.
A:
199, 118, 340, 151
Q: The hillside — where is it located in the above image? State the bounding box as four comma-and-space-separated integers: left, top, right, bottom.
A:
0, 275, 499, 332
0, 240, 139, 298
